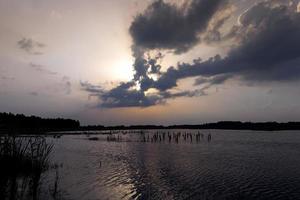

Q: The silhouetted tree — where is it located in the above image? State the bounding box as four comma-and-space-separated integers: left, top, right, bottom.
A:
0, 112, 80, 133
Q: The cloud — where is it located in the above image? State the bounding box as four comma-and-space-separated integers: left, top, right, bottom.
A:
194, 74, 232, 86
83, 0, 300, 108
130, 0, 228, 54
81, 80, 206, 108
152, 1, 300, 87
128, 0, 230, 86
82, 81, 162, 108
161, 89, 207, 99
29, 63, 57, 75
80, 81, 103, 94
17, 38, 46, 55
202, 4, 236, 43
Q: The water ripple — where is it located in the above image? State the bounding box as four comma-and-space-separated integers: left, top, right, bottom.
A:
48, 130, 300, 200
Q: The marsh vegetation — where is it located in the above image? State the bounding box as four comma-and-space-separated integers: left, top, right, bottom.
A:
0, 136, 54, 200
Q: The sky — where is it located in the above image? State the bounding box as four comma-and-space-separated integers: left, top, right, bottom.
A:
0, 0, 300, 125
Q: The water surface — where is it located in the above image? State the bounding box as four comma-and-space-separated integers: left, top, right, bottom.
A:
40, 130, 300, 199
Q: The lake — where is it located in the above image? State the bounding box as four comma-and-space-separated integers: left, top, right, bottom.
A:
4, 129, 300, 200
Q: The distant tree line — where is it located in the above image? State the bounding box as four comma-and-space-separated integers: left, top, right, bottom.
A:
81, 121, 300, 131
1, 112, 300, 133
0, 112, 80, 133
168, 121, 300, 131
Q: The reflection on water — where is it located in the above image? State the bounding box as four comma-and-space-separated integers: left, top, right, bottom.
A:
2, 130, 300, 199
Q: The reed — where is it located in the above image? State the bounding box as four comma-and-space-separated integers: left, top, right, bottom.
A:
0, 136, 54, 200
0, 136, 53, 175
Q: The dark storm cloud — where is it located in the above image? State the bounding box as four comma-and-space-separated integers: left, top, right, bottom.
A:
93, 0, 229, 108
81, 80, 207, 108
202, 4, 234, 43
83, 0, 300, 108
17, 38, 46, 55
221, 1, 300, 81
98, 82, 163, 108
152, 1, 300, 89
82, 81, 163, 107
130, 0, 227, 53
130, 0, 231, 89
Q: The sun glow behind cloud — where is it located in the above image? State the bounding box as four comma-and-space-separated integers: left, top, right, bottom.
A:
109, 56, 134, 82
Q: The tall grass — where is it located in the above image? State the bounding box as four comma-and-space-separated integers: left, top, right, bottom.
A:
0, 136, 54, 200
0, 136, 53, 175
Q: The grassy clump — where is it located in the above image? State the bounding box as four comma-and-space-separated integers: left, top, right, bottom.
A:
0, 136, 54, 200
0, 136, 53, 175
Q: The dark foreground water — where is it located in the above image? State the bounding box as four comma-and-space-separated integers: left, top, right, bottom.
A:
5, 130, 300, 200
